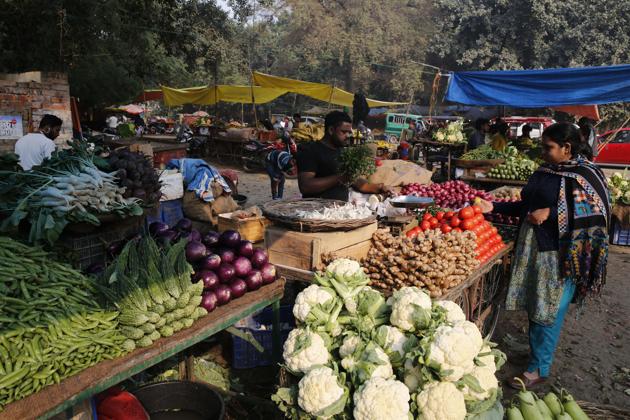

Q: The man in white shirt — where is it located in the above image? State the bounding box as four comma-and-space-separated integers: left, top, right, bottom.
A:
14, 114, 62, 170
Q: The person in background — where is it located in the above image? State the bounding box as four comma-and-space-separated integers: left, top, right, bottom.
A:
105, 114, 118, 133
296, 111, 392, 201
468, 118, 490, 149
14, 114, 61, 170
517, 124, 535, 149
578, 117, 597, 159
133, 114, 146, 137
283, 116, 293, 131
490, 121, 509, 151
293, 113, 302, 129
273, 117, 284, 132
477, 122, 609, 388
265, 149, 294, 200
404, 120, 418, 143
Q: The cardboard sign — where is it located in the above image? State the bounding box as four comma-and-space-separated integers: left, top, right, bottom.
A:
0, 116, 23, 139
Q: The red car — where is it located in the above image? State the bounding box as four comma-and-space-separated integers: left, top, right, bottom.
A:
594, 128, 630, 167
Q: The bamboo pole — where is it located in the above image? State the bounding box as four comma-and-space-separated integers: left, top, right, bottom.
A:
597, 115, 630, 153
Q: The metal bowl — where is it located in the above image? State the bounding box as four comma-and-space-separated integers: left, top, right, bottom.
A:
390, 196, 434, 209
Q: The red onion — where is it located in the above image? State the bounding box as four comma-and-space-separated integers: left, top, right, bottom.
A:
229, 279, 247, 298
214, 284, 232, 305
237, 240, 254, 257
260, 263, 277, 285
233, 256, 252, 278
201, 291, 218, 312
217, 263, 235, 283
199, 254, 221, 271
195, 270, 219, 290
245, 270, 263, 291
251, 249, 268, 268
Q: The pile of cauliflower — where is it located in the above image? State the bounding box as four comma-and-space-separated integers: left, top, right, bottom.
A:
272, 258, 506, 420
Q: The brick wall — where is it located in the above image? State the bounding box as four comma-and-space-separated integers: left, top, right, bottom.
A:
0, 72, 72, 153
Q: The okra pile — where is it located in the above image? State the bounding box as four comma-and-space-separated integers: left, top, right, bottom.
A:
97, 236, 207, 351
0, 237, 127, 409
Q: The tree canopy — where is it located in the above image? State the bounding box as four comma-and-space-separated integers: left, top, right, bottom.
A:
0, 0, 627, 111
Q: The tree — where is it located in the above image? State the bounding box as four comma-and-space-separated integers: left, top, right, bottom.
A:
429, 0, 630, 71
0, 0, 239, 107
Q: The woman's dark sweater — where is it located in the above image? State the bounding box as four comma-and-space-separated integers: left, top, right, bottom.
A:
492, 171, 562, 251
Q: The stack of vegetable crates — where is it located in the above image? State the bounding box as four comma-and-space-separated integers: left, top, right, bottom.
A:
232, 305, 294, 369
58, 216, 145, 270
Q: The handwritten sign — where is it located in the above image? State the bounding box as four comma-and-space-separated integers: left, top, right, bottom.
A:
0, 116, 23, 139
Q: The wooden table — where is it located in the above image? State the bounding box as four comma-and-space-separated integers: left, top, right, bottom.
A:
460, 175, 528, 188
0, 280, 285, 420
416, 140, 466, 180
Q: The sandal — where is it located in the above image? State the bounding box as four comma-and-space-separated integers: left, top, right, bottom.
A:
507, 373, 547, 390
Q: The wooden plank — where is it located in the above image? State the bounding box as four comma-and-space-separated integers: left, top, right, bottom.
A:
460, 175, 528, 187
315, 240, 372, 270
275, 264, 315, 282
268, 250, 311, 270
0, 280, 285, 420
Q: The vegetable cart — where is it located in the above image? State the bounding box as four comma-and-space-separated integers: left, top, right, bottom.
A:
0, 279, 285, 420
416, 139, 466, 181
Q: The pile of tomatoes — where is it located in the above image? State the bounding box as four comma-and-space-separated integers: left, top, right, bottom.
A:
406, 205, 506, 264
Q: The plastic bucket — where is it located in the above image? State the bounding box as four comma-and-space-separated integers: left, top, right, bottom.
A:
133, 381, 225, 420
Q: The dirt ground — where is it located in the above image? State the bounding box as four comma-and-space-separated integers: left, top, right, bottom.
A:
215, 162, 630, 412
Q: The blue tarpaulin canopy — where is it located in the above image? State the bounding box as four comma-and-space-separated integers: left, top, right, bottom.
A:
445, 64, 630, 107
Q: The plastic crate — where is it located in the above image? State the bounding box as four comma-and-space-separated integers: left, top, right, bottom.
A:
611, 220, 630, 246
58, 216, 144, 270
232, 305, 295, 369
145, 199, 184, 228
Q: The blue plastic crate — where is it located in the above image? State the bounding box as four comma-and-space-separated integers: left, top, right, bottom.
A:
611, 221, 630, 246
232, 305, 295, 369
146, 199, 184, 228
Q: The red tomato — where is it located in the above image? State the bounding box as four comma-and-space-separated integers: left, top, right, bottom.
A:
490, 226, 499, 236
474, 214, 485, 224
375, 159, 383, 167
406, 226, 421, 238
420, 220, 431, 231
429, 217, 439, 229
453, 227, 463, 232
445, 211, 455, 219
436, 211, 445, 221
440, 224, 452, 233
459, 207, 475, 220
423, 212, 433, 221
450, 217, 461, 228
462, 219, 476, 230
472, 205, 482, 214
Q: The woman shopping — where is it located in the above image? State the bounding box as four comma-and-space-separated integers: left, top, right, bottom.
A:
478, 122, 610, 388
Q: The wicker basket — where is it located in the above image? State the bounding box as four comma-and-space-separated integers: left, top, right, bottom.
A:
261, 198, 376, 232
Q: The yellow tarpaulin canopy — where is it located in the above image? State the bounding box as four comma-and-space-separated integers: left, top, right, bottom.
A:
252, 71, 407, 108
160, 85, 287, 106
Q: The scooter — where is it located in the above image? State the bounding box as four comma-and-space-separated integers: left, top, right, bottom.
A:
241, 132, 297, 173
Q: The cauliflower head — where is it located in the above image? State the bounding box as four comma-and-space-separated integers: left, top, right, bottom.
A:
434, 300, 466, 323
417, 381, 466, 420
426, 320, 483, 381
298, 366, 347, 418
353, 377, 410, 420
326, 258, 363, 278
339, 334, 362, 358
374, 325, 408, 358
388, 287, 432, 332
283, 328, 329, 374
343, 342, 393, 385
475, 344, 496, 373
293, 284, 335, 323
463, 365, 499, 401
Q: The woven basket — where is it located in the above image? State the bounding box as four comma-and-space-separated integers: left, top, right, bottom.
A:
261, 198, 376, 232
577, 401, 630, 420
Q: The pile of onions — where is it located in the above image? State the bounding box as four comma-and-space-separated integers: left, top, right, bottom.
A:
401, 181, 492, 209
191, 229, 276, 313
149, 218, 203, 247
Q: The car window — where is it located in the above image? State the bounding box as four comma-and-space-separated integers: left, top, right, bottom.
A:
612, 131, 630, 144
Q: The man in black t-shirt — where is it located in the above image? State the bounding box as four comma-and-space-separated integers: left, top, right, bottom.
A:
296, 111, 391, 201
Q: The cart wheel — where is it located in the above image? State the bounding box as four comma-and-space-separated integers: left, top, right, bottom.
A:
480, 303, 501, 339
